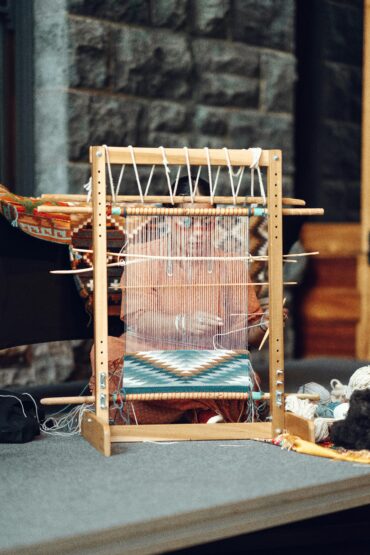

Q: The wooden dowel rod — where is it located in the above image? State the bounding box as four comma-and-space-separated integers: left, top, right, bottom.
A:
89, 146, 272, 167
40, 194, 306, 207
40, 392, 319, 405
36, 205, 324, 217
40, 396, 95, 405
75, 247, 319, 260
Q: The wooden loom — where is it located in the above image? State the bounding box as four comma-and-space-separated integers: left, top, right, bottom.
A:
40, 147, 324, 456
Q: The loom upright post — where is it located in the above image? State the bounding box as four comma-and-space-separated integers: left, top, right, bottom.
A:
267, 150, 285, 435
81, 146, 111, 456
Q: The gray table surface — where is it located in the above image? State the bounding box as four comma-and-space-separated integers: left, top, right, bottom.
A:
1, 434, 370, 555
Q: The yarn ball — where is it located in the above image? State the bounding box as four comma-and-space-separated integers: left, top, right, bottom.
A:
314, 418, 330, 443
330, 379, 348, 402
315, 402, 339, 418
333, 402, 349, 420
298, 382, 331, 404
346, 366, 370, 399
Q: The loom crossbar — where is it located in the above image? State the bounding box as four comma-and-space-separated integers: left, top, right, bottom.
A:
89, 147, 272, 167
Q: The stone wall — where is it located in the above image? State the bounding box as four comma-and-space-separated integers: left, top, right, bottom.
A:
66, 0, 296, 195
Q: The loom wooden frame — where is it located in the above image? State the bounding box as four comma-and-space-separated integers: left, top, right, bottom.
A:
80, 146, 314, 456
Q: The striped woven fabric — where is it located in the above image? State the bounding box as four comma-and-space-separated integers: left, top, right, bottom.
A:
122, 350, 254, 394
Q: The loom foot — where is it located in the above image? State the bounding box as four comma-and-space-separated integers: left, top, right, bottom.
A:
81, 411, 111, 456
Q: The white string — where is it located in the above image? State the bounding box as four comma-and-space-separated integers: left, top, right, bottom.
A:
223, 147, 237, 203
128, 145, 144, 203
144, 165, 156, 197
0, 394, 27, 418
212, 322, 260, 350
234, 150, 247, 197
204, 147, 214, 204
21, 392, 41, 423
159, 146, 174, 205
41, 404, 94, 436
130, 402, 139, 425
183, 147, 194, 202
172, 165, 182, 198
194, 166, 202, 196
115, 164, 126, 197
249, 147, 266, 204
83, 176, 92, 202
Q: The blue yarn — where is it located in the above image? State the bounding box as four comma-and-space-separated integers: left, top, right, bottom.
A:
315, 401, 339, 418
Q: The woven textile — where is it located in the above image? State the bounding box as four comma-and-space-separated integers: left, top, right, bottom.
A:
122, 350, 254, 394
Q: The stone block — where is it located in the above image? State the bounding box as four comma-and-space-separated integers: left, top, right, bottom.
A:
192, 38, 259, 77
151, 0, 188, 29
67, 162, 90, 193
113, 27, 192, 99
0, 342, 74, 387
68, 93, 143, 162
193, 106, 228, 136
89, 95, 143, 148
68, 92, 90, 161
190, 134, 229, 149
228, 111, 294, 174
322, 1, 363, 65
147, 102, 189, 133
260, 52, 296, 113
197, 73, 259, 108
322, 121, 361, 180
192, 0, 230, 38
322, 62, 362, 123
69, 16, 109, 89
232, 0, 294, 52
146, 131, 190, 148
67, 0, 150, 24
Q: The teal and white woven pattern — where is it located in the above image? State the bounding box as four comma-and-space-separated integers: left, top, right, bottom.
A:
122, 350, 254, 394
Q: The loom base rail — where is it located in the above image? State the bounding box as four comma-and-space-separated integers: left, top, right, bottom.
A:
81, 412, 315, 457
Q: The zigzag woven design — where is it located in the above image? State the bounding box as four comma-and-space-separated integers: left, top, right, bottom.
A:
122, 350, 254, 394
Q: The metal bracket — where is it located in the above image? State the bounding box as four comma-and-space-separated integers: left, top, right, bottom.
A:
99, 372, 107, 389
99, 393, 107, 410
276, 391, 283, 407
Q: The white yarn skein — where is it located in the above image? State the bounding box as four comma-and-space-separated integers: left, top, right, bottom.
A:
330, 379, 348, 402
346, 365, 370, 399
285, 395, 316, 419
314, 418, 330, 442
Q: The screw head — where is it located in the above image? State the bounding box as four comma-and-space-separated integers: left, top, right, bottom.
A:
96, 151, 103, 158
275, 428, 282, 434
273, 155, 279, 161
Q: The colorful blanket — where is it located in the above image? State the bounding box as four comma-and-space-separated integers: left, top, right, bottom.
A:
0, 185, 269, 314
273, 433, 370, 465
